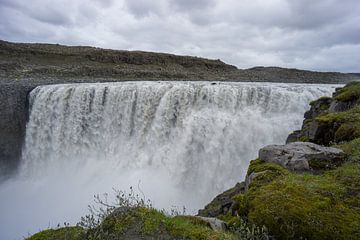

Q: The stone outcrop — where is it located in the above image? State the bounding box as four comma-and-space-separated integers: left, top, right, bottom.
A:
286, 96, 333, 144
259, 142, 346, 171
0, 83, 34, 179
198, 182, 245, 217
287, 82, 360, 145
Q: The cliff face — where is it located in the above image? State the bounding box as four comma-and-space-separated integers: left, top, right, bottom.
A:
0, 83, 34, 179
287, 82, 360, 145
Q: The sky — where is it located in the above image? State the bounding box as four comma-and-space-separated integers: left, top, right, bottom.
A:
0, 0, 359, 72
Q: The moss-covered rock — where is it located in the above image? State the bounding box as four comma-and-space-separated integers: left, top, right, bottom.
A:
287, 82, 360, 145
223, 160, 360, 239
26, 227, 85, 240
88, 207, 236, 240
315, 105, 360, 144
198, 182, 245, 217
334, 82, 360, 102
247, 165, 360, 240
28, 208, 234, 240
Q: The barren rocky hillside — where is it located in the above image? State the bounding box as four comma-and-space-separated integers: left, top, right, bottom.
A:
1, 40, 359, 84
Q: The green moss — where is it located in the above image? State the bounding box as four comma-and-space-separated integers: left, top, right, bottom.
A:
310, 96, 332, 106
315, 105, 360, 143
26, 227, 85, 240
247, 159, 288, 176
299, 136, 309, 142
336, 138, 360, 162
329, 163, 360, 195
87, 207, 234, 240
334, 82, 360, 102
246, 164, 360, 239
309, 96, 332, 112
246, 159, 289, 193
166, 215, 233, 240
231, 194, 246, 216
335, 123, 360, 142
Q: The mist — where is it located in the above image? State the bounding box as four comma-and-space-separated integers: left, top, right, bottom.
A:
0, 82, 338, 239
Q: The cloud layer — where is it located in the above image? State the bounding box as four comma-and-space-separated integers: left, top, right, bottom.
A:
1, 0, 359, 72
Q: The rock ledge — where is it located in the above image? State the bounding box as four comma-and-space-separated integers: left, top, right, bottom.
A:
259, 142, 346, 171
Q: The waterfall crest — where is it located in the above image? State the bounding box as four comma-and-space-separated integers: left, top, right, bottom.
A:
22, 81, 337, 195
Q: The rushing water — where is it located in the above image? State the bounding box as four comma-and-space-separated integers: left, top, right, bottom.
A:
0, 81, 339, 239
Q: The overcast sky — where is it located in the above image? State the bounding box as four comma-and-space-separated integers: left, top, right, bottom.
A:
0, 0, 359, 72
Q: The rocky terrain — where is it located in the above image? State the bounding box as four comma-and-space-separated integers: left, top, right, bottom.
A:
1, 40, 360, 84
1, 40, 360, 178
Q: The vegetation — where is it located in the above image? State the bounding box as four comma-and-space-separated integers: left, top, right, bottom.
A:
334, 82, 360, 102
27, 227, 85, 240
86, 207, 234, 240
337, 138, 360, 163
314, 105, 360, 142
26, 188, 235, 240
243, 161, 360, 239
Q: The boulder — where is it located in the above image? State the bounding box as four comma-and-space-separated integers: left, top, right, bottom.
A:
197, 182, 245, 217
259, 142, 346, 171
196, 217, 228, 231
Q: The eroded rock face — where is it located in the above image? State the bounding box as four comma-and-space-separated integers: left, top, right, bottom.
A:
259, 142, 346, 171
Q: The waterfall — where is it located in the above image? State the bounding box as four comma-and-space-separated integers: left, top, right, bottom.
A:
0, 81, 338, 239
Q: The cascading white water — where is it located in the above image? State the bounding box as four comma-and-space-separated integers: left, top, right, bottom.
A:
0, 81, 339, 239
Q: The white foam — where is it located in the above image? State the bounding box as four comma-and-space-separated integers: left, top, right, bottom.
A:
0, 81, 339, 239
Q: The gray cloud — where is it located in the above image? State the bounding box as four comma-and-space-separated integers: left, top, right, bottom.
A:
0, 0, 359, 72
